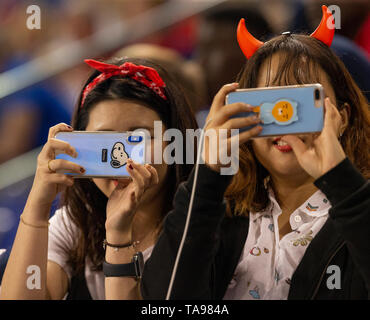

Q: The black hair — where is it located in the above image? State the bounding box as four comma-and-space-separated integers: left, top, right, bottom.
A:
62, 57, 198, 274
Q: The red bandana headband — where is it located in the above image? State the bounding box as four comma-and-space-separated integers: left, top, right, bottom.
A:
237, 5, 335, 59
81, 59, 167, 108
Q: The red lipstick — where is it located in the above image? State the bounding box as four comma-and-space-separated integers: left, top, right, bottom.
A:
273, 137, 293, 152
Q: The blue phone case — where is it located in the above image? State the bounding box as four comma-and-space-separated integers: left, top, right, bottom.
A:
55, 131, 147, 178
226, 84, 324, 137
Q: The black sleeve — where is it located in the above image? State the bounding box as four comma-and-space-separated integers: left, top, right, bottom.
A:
141, 164, 233, 299
314, 158, 370, 290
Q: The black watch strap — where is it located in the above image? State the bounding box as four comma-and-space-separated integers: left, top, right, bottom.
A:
103, 261, 136, 277
103, 252, 144, 279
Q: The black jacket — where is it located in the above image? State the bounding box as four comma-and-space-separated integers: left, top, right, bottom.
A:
141, 158, 370, 300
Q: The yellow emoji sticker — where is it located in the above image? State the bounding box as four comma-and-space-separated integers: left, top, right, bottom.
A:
253, 99, 298, 125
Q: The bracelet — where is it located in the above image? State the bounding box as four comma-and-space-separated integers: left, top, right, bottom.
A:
20, 214, 50, 228
103, 239, 140, 251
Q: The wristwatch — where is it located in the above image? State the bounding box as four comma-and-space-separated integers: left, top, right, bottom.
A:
103, 252, 144, 280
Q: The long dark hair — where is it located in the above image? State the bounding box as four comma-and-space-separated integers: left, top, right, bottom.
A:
225, 34, 370, 216
60, 57, 198, 274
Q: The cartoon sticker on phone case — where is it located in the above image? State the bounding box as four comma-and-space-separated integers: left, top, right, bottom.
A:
253, 99, 298, 125
110, 142, 129, 168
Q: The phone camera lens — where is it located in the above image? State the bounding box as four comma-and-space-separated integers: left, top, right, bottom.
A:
315, 89, 320, 100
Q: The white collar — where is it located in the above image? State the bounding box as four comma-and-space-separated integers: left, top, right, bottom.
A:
251, 187, 331, 220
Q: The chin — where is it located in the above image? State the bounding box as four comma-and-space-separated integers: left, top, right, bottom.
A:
270, 152, 301, 171
256, 152, 305, 179
254, 137, 304, 176
275, 165, 306, 178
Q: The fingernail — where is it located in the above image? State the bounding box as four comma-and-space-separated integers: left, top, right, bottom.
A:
67, 125, 73, 129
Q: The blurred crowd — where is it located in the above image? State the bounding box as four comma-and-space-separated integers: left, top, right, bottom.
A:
0, 0, 369, 254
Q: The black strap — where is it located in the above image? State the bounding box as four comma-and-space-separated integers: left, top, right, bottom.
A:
103, 239, 133, 249
103, 261, 136, 277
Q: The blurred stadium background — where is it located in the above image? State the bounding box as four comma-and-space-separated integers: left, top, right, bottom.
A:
0, 0, 369, 261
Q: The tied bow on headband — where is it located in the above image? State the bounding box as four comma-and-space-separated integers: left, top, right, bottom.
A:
81, 59, 167, 108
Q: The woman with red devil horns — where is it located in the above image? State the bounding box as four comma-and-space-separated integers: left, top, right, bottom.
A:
141, 6, 370, 299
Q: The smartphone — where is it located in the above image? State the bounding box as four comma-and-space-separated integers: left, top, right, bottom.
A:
225, 84, 325, 137
54, 131, 147, 178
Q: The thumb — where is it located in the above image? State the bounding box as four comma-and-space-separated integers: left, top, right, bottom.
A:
322, 97, 341, 136
281, 135, 307, 158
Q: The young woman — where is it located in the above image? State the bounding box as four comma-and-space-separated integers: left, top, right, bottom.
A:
141, 7, 370, 299
0, 57, 198, 300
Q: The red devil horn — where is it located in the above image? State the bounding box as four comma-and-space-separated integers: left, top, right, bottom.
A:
237, 18, 264, 59
310, 5, 335, 47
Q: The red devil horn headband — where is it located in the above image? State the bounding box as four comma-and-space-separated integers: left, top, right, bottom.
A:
237, 5, 335, 59
80, 59, 167, 108
237, 18, 264, 60
310, 5, 335, 46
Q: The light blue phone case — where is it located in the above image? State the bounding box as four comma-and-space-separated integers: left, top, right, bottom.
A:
55, 131, 147, 178
226, 84, 324, 137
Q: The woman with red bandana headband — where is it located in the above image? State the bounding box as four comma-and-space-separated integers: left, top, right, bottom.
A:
0, 57, 198, 300
141, 6, 370, 299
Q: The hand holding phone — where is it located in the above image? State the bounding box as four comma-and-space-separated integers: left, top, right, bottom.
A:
203, 83, 263, 173
226, 84, 325, 137
281, 97, 346, 179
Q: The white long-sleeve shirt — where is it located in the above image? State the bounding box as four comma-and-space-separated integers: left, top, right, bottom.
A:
224, 188, 331, 300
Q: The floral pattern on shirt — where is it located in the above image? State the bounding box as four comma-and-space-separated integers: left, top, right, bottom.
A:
223, 188, 331, 300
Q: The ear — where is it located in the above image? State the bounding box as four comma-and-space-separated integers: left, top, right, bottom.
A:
338, 103, 351, 136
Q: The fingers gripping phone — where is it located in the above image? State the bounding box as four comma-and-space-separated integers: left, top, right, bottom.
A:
226, 84, 325, 137
55, 131, 147, 178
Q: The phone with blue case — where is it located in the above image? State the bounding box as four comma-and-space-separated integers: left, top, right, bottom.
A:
225, 84, 325, 137
55, 131, 147, 178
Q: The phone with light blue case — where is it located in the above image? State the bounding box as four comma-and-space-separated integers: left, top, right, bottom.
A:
55, 131, 147, 178
225, 84, 325, 137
